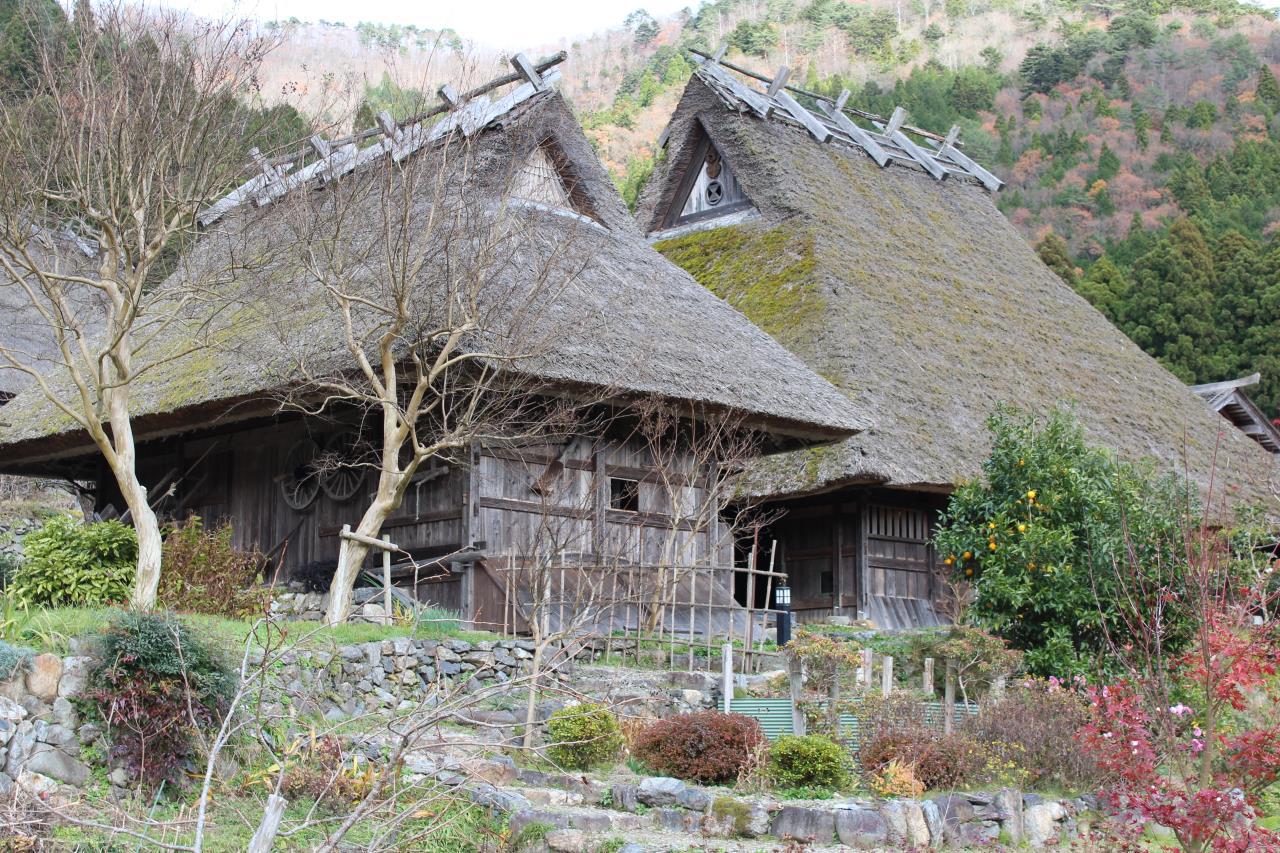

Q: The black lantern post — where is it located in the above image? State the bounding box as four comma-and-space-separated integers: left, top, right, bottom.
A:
775, 584, 792, 647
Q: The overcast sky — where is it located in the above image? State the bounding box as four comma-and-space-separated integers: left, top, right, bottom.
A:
158, 0, 694, 48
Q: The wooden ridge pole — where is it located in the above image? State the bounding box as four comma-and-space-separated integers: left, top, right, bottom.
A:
688, 46, 948, 144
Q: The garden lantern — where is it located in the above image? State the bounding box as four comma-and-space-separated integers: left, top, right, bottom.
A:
775, 584, 791, 647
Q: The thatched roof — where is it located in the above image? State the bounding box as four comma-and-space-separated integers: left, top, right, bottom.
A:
0, 230, 101, 399
637, 65, 1279, 508
0, 79, 864, 471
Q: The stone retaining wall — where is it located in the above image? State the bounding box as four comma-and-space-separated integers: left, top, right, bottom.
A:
267, 636, 562, 719
0, 652, 95, 796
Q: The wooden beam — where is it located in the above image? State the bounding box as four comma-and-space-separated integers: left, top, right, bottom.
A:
773, 89, 832, 143
510, 52, 547, 91
817, 95, 891, 167
437, 84, 462, 109
876, 107, 947, 181
766, 65, 791, 97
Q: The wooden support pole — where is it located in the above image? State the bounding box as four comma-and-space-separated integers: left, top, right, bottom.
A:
787, 654, 806, 736
923, 657, 935, 695
881, 655, 894, 695
337, 524, 351, 621
722, 642, 733, 714
861, 648, 874, 687
944, 662, 957, 735
382, 536, 393, 626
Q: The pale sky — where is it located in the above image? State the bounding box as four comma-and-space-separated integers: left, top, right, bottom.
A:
157, 0, 695, 48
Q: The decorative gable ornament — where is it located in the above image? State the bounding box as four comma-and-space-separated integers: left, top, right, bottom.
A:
663, 133, 753, 229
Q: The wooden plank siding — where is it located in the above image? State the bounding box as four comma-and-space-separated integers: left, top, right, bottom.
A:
761, 488, 947, 629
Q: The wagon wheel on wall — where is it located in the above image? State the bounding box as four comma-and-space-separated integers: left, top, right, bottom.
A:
279, 438, 321, 510
321, 430, 366, 502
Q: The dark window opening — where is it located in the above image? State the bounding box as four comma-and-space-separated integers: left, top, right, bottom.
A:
609, 477, 640, 512
820, 570, 834, 595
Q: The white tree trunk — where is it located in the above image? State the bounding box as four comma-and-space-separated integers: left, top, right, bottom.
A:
107, 391, 164, 610
325, 500, 394, 625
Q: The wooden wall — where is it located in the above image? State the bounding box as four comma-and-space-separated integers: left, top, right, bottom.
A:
763, 488, 947, 629
112, 419, 465, 576
468, 431, 729, 566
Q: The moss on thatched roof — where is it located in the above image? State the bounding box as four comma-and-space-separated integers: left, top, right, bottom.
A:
639, 74, 1278, 507
0, 90, 865, 468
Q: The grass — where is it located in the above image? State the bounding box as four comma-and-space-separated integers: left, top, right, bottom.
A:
50, 789, 504, 852
0, 603, 498, 657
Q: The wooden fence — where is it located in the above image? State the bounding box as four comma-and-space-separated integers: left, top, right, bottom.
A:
480, 552, 789, 672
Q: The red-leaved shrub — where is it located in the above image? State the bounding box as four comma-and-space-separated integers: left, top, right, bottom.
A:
860, 726, 982, 791
631, 711, 766, 784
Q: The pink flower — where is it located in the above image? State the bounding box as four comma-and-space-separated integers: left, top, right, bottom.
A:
1169, 704, 1191, 716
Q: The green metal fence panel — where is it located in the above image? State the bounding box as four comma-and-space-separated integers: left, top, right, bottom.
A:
721, 698, 794, 739
722, 697, 980, 742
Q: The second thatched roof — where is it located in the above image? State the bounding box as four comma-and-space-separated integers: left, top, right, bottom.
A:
637, 64, 1278, 507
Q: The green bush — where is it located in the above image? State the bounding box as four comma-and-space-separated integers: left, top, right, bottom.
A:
545, 702, 624, 770
0, 639, 34, 681
768, 735, 850, 791
86, 610, 235, 789
934, 406, 1193, 677
14, 516, 136, 607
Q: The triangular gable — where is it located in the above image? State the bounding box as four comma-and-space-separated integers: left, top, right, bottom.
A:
659, 123, 752, 230
510, 140, 599, 223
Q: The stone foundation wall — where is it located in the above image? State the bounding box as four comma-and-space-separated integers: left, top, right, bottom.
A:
0, 652, 95, 796
266, 636, 562, 719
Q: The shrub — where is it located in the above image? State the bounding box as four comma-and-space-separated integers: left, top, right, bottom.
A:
768, 735, 850, 790
934, 406, 1194, 676
868, 759, 925, 798
157, 517, 271, 618
14, 516, 136, 606
85, 610, 234, 789
545, 703, 624, 770
960, 678, 1100, 789
860, 726, 982, 791
631, 711, 766, 784
279, 734, 375, 809
0, 639, 34, 681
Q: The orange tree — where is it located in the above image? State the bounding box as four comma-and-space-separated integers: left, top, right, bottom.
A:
934, 406, 1192, 677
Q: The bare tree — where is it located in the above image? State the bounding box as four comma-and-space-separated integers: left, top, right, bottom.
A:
0, 3, 282, 608
265, 96, 593, 625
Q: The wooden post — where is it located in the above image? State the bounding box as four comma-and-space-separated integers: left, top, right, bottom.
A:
382, 536, 393, 626
944, 662, 957, 735
337, 525, 351, 621
993, 675, 1007, 699
923, 657, 935, 695
881, 655, 894, 695
861, 648, 874, 687
246, 793, 288, 853
787, 654, 806, 736
722, 642, 733, 713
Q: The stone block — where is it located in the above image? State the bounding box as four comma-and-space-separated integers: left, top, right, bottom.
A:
25, 654, 62, 702
771, 805, 835, 843
24, 745, 89, 787
834, 806, 888, 849
57, 657, 90, 699
1025, 801, 1067, 848
636, 776, 686, 806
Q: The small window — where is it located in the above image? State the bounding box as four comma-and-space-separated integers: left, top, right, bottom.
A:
820, 570, 834, 595
609, 477, 640, 512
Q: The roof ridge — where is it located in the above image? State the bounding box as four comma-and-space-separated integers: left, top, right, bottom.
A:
198, 51, 567, 228
689, 52, 1002, 193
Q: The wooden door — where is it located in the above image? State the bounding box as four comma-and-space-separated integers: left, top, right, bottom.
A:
863, 504, 942, 629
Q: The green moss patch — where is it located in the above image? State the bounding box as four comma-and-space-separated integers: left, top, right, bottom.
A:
654, 223, 823, 342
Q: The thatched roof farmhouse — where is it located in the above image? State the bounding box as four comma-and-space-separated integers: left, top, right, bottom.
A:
637, 55, 1279, 628
0, 56, 862, 627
